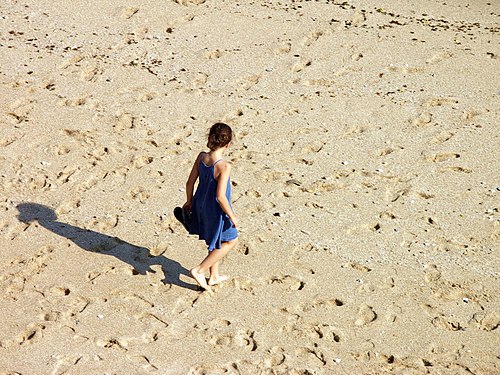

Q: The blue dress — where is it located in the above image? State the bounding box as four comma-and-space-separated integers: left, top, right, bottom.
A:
189, 159, 238, 251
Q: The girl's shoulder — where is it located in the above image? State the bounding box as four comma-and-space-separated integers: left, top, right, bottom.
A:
215, 158, 231, 168
196, 151, 207, 163
214, 159, 231, 178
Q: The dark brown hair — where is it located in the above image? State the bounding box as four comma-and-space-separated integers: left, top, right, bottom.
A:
207, 123, 233, 150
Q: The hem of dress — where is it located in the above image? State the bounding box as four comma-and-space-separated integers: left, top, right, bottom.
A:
208, 233, 239, 252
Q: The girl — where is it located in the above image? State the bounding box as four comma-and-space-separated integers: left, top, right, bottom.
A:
183, 123, 239, 290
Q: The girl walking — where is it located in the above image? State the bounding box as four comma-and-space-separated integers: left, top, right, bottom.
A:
183, 123, 239, 290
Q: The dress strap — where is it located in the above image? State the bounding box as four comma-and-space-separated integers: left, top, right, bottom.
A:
213, 159, 223, 166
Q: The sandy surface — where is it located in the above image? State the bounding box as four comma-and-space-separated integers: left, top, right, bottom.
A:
1, 0, 499, 373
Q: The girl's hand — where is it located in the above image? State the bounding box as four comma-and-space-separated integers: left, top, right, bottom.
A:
183, 202, 192, 212
230, 216, 240, 228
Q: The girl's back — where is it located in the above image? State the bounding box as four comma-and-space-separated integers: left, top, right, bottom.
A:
189, 155, 235, 251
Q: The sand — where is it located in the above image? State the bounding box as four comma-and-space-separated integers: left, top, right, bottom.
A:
1, 0, 499, 373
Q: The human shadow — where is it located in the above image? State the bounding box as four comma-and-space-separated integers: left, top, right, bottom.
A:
16, 203, 198, 291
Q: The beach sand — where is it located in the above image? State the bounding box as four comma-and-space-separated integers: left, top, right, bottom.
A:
1, 0, 499, 373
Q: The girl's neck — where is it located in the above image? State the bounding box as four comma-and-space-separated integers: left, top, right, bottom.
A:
208, 148, 225, 159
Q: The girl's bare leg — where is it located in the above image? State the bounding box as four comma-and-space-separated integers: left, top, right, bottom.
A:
190, 239, 237, 290
208, 261, 229, 286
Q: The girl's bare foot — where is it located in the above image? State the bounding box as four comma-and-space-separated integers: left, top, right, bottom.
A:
208, 275, 229, 286
190, 267, 210, 291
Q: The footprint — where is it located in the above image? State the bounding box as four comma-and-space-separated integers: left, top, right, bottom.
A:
426, 153, 460, 162
41, 311, 62, 322
174, 0, 206, 5
343, 262, 371, 273
56, 166, 79, 185
6, 98, 34, 123
59, 96, 89, 107
85, 147, 113, 163
129, 187, 150, 203
88, 215, 119, 232
462, 110, 480, 121
417, 192, 435, 199
230, 277, 258, 293
387, 65, 424, 74
112, 112, 136, 133
244, 189, 262, 198
440, 166, 472, 173
49, 354, 84, 374
424, 264, 442, 283
150, 242, 170, 256
426, 51, 453, 65
318, 324, 342, 343
411, 112, 432, 127
351, 52, 364, 61
302, 298, 344, 312
434, 237, 465, 253
18, 323, 46, 345
205, 49, 223, 59
62, 128, 95, 146
119, 6, 139, 19
268, 274, 306, 291
171, 295, 199, 314
379, 211, 397, 220
350, 10, 367, 27
209, 319, 231, 329
344, 124, 369, 137
80, 64, 102, 81
127, 355, 158, 372
471, 311, 499, 331
209, 329, 257, 351
27, 174, 49, 191
95, 337, 128, 351
0, 135, 22, 147
256, 170, 290, 183
424, 97, 458, 107
263, 346, 286, 368
300, 140, 325, 154
274, 42, 291, 54
293, 243, 334, 259
189, 72, 209, 88
429, 131, 454, 144
66, 296, 91, 317
247, 201, 276, 214
132, 155, 154, 169
50, 144, 71, 155
59, 55, 84, 70
134, 313, 169, 329
335, 65, 363, 77
304, 78, 334, 87
291, 57, 312, 73
49, 286, 71, 296
4, 111, 27, 124
77, 172, 107, 193
295, 346, 327, 366
431, 316, 461, 331
385, 185, 410, 202
1, 245, 54, 298
56, 200, 81, 215
355, 304, 377, 326
380, 276, 396, 290
378, 147, 397, 156
119, 293, 155, 308
189, 364, 235, 375
237, 74, 261, 91
237, 242, 251, 255
301, 30, 323, 47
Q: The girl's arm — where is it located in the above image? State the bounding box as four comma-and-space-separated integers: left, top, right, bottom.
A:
215, 161, 239, 228
183, 152, 203, 211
